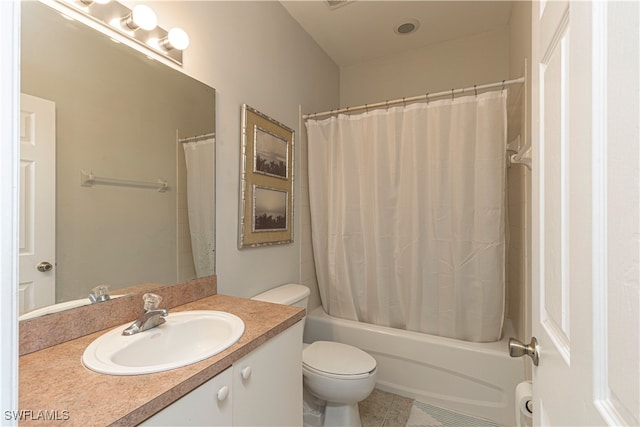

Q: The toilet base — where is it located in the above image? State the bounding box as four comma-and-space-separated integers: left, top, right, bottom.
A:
303, 388, 326, 427
323, 402, 361, 427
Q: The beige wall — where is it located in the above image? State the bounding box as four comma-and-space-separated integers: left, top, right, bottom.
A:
340, 27, 510, 107
148, 1, 340, 299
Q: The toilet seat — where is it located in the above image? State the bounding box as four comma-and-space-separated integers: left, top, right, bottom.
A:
303, 363, 374, 380
303, 341, 376, 379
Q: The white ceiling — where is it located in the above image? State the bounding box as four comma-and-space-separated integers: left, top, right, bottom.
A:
280, 1, 513, 67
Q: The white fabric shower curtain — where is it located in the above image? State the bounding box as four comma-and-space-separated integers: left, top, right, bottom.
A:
306, 91, 507, 342
183, 138, 215, 278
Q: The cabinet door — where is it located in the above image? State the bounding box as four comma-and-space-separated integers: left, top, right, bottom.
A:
233, 321, 303, 426
140, 367, 233, 426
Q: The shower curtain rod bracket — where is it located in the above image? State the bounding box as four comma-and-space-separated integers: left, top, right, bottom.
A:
510, 146, 532, 170
506, 135, 521, 153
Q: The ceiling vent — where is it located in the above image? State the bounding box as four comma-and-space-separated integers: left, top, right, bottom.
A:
394, 18, 420, 35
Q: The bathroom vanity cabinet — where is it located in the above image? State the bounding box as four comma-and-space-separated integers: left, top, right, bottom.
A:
140, 321, 303, 426
19, 292, 306, 427
140, 368, 233, 426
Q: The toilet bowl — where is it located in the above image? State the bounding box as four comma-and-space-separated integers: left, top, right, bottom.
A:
252, 284, 377, 427
303, 341, 377, 426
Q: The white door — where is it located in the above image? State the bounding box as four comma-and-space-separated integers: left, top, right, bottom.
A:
531, 1, 639, 425
19, 93, 56, 313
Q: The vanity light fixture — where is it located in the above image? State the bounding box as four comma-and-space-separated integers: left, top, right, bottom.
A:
51, 0, 188, 66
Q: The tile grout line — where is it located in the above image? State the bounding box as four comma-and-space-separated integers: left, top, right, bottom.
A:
380, 396, 391, 427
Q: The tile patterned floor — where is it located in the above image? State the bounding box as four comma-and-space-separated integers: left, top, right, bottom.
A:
359, 388, 504, 427
358, 388, 414, 427
405, 401, 503, 427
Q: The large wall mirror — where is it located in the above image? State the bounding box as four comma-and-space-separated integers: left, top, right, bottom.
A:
19, 1, 216, 319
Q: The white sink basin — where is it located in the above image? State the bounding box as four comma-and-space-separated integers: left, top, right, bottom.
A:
82, 310, 245, 375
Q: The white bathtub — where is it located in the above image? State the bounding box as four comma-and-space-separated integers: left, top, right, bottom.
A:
303, 306, 525, 426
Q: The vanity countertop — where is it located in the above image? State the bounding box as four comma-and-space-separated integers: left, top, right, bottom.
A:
18, 294, 304, 426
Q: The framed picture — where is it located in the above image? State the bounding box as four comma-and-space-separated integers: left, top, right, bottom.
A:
254, 127, 288, 179
239, 105, 294, 248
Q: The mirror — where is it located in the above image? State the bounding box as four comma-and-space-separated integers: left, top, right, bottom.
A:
19, 1, 215, 318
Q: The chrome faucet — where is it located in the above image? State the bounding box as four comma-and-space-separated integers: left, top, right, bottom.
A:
122, 293, 168, 336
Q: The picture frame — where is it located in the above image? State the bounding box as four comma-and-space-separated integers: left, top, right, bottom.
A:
239, 105, 294, 248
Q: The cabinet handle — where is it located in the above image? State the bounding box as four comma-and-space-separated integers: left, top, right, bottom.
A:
217, 385, 229, 402
241, 366, 252, 380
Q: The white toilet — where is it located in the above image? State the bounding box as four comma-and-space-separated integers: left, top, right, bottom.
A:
252, 284, 377, 427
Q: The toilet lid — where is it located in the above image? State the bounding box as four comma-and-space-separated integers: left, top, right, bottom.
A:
303, 341, 376, 376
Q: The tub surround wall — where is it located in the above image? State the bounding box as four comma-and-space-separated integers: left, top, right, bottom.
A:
19, 276, 217, 355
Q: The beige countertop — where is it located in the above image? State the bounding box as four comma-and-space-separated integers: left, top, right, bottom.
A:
19, 294, 305, 426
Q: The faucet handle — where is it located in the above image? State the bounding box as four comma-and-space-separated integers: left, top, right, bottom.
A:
89, 284, 111, 303
143, 293, 163, 310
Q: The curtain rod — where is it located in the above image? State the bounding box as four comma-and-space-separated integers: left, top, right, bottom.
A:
303, 76, 525, 120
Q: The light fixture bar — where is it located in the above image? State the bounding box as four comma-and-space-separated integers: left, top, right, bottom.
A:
51, 0, 185, 66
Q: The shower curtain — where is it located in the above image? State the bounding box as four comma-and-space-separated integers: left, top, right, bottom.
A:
183, 138, 215, 277
306, 90, 507, 342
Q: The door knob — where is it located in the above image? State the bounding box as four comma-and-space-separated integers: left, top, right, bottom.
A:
509, 337, 539, 366
37, 261, 53, 272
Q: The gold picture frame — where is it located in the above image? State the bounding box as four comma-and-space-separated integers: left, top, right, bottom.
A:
239, 105, 294, 248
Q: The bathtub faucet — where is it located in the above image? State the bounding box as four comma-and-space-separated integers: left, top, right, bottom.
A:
122, 293, 168, 336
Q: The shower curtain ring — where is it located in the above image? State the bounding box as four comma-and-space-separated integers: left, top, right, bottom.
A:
451, 89, 454, 100
426, 93, 429, 105
365, 104, 369, 113
474, 85, 477, 97
502, 80, 506, 91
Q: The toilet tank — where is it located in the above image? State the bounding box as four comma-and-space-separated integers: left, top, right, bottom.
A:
251, 284, 310, 310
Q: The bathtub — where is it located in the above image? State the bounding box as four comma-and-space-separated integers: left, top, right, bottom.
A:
303, 306, 525, 426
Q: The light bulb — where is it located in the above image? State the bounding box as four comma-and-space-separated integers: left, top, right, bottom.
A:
121, 4, 157, 31
168, 28, 189, 50
131, 5, 157, 30
158, 28, 190, 51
